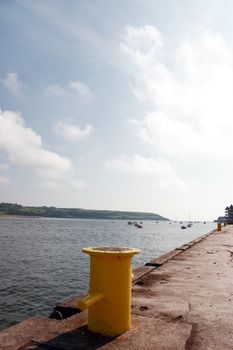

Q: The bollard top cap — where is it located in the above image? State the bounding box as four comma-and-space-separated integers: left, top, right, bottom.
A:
82, 246, 141, 256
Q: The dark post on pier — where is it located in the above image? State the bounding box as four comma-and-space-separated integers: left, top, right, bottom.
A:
2, 224, 233, 349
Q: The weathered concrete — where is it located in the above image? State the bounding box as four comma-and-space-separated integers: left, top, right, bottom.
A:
1, 226, 233, 349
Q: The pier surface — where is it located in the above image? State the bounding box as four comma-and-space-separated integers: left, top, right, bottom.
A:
1, 226, 233, 349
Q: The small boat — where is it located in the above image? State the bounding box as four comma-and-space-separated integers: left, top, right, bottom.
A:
135, 223, 143, 228
181, 225, 187, 229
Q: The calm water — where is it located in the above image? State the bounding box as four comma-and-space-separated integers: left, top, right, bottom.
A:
0, 217, 215, 331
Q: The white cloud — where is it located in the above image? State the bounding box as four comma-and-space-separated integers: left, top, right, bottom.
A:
0, 163, 10, 185
120, 25, 163, 57
0, 163, 9, 171
121, 26, 233, 161
106, 27, 233, 193
43, 178, 87, 190
19, 1, 106, 52
0, 110, 86, 188
46, 80, 93, 99
0, 175, 10, 185
45, 84, 66, 96
105, 154, 186, 190
68, 80, 93, 98
55, 119, 94, 141
2, 72, 27, 96
69, 178, 88, 189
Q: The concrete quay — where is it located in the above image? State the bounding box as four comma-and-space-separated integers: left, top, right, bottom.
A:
1, 226, 233, 349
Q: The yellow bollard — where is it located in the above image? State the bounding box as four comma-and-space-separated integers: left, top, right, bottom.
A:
78, 246, 140, 336
217, 223, 222, 231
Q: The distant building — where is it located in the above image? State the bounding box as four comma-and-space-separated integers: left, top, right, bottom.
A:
217, 216, 225, 223
225, 205, 233, 224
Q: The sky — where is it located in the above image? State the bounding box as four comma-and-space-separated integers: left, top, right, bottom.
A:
1, 0, 233, 220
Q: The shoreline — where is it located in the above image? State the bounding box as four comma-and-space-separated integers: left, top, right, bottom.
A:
0, 214, 43, 219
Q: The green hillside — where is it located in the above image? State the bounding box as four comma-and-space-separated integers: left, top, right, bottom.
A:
0, 203, 169, 221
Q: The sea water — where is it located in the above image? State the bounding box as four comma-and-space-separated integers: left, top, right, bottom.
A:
0, 217, 215, 330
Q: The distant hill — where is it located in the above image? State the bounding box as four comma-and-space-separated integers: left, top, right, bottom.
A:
0, 202, 169, 221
